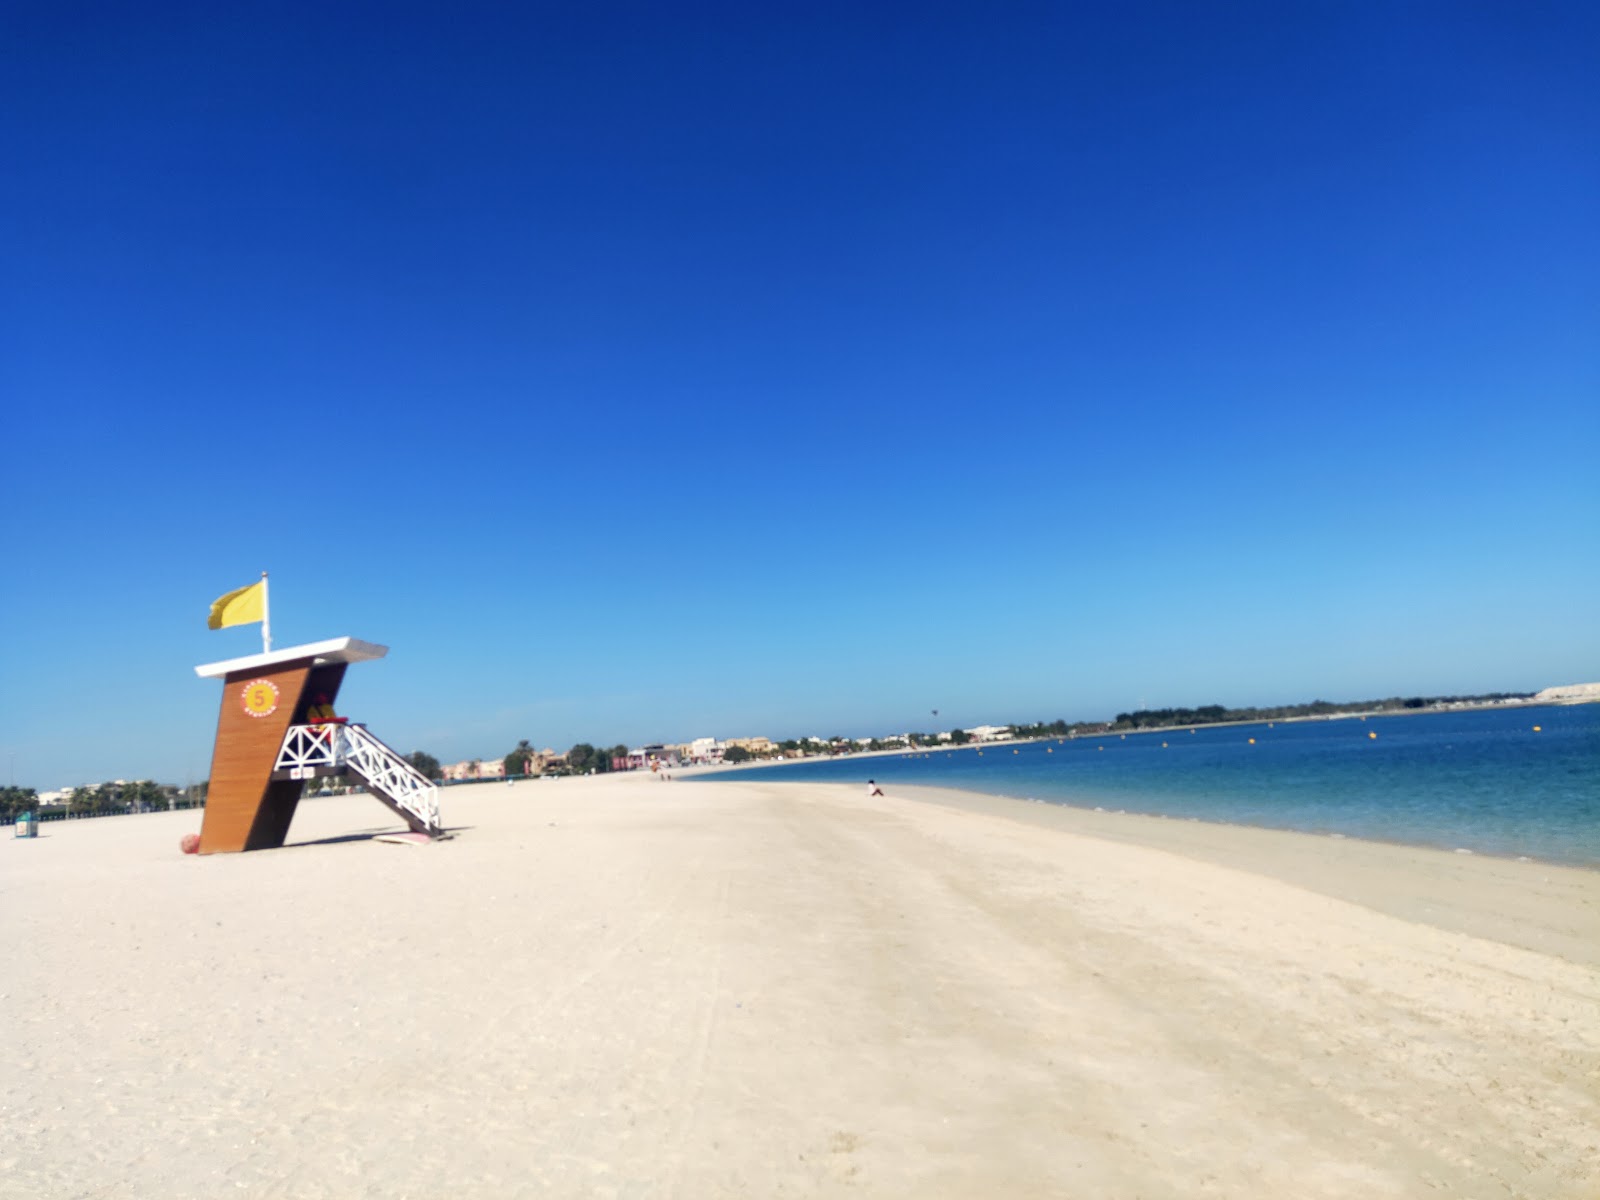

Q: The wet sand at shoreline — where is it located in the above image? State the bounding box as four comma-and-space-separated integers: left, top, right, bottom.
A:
4, 775, 1596, 1198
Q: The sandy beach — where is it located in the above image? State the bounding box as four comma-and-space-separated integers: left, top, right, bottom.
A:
4, 775, 1597, 1199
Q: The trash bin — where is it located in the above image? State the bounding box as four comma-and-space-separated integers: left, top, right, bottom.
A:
15, 812, 38, 838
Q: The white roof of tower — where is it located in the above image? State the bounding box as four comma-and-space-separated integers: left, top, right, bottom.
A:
194, 637, 389, 679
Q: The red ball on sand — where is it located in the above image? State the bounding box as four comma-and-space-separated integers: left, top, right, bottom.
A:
180, 833, 201, 855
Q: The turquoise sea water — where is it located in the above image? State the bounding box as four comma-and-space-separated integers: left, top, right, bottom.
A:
711, 704, 1600, 867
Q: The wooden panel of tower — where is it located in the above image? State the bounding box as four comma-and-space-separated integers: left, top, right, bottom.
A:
245, 662, 349, 849
199, 664, 313, 853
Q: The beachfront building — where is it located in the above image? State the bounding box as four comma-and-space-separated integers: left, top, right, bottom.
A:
442, 759, 507, 782
966, 725, 1015, 742
620, 744, 680, 771
645, 744, 680, 767
724, 736, 777, 756
509, 748, 564, 776
1534, 682, 1600, 703
684, 737, 724, 764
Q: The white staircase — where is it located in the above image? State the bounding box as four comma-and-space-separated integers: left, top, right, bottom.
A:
275, 724, 444, 837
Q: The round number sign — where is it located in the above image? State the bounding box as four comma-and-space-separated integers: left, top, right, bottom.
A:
241, 679, 280, 718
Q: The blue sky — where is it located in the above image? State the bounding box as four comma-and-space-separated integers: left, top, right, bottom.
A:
3, 3, 1596, 787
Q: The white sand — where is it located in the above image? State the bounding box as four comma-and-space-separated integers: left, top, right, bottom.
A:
3, 775, 1597, 1198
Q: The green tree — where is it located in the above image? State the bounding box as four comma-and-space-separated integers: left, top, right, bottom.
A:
126, 780, 168, 812
70, 784, 126, 816
172, 782, 208, 809
567, 743, 598, 774
502, 740, 535, 777
0, 786, 38, 822
949, 729, 971, 745
723, 745, 753, 764
407, 751, 443, 780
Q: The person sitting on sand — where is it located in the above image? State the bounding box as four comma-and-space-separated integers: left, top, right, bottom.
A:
866, 780, 884, 797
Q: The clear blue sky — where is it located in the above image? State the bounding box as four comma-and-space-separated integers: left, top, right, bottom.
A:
3, 3, 1596, 788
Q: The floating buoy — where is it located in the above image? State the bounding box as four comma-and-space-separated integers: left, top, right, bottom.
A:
1046, 748, 1053, 753
1368, 731, 1377, 739
1013, 749, 1019, 754
1098, 746, 1103, 751
1533, 725, 1541, 732
1162, 742, 1168, 748
1248, 737, 1255, 745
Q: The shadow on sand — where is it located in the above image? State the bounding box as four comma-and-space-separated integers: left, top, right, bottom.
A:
286, 825, 473, 849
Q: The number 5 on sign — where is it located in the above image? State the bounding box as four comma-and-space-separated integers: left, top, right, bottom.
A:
241, 679, 279, 718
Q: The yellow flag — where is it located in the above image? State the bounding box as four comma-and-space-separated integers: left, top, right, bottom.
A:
208, 581, 265, 630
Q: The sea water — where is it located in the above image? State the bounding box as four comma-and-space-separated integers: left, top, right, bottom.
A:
710, 703, 1600, 867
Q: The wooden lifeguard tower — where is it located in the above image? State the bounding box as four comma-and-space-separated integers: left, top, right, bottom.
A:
194, 637, 444, 853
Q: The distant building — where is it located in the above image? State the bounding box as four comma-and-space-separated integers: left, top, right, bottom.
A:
966, 725, 1014, 742
685, 737, 724, 764
508, 748, 563, 776
442, 759, 506, 782
1534, 683, 1600, 704
621, 744, 680, 770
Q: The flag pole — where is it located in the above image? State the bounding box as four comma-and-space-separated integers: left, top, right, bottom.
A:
261, 571, 272, 654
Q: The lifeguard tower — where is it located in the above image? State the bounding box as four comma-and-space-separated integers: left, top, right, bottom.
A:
194, 637, 444, 853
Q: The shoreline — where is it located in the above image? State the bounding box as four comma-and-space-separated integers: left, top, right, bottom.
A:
900, 778, 1600, 874
693, 760, 1600, 875
696, 697, 1588, 772
870, 780, 1600, 968
687, 701, 1597, 871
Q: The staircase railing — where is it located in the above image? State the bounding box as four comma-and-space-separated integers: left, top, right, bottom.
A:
274, 724, 443, 836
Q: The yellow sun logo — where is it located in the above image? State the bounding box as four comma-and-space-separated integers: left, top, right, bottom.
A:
241, 679, 279, 718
